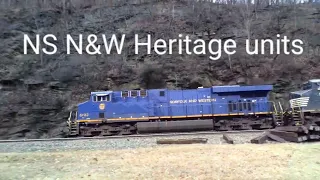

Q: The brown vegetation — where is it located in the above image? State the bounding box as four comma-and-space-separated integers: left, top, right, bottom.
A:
1, 143, 320, 179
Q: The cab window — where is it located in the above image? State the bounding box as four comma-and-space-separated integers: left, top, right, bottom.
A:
302, 82, 312, 90
122, 91, 129, 98
140, 90, 147, 97
131, 90, 138, 97
93, 95, 111, 102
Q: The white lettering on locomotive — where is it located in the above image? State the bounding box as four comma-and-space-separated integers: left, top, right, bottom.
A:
170, 98, 217, 104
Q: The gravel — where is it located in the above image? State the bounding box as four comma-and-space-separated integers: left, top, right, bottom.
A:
0, 132, 266, 153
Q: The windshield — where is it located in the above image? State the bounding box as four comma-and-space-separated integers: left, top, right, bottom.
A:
302, 82, 312, 90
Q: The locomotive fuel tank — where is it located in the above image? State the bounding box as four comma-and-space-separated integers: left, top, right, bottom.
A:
136, 119, 214, 133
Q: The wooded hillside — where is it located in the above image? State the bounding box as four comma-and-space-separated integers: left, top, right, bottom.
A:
0, 0, 319, 139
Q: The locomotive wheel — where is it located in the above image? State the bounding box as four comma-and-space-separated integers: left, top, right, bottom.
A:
100, 125, 114, 136
214, 117, 274, 131
100, 125, 121, 136
118, 124, 137, 135
79, 126, 98, 137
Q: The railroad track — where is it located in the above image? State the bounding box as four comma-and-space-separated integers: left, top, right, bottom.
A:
0, 130, 265, 143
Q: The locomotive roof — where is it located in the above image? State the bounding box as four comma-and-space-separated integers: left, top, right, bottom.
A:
309, 79, 320, 83
91, 91, 113, 95
90, 85, 273, 94
211, 85, 273, 93
290, 89, 312, 96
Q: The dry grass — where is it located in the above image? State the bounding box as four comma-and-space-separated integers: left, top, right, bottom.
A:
1, 143, 320, 180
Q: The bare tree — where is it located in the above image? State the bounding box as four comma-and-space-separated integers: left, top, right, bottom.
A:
108, 0, 113, 7
32, 5, 44, 66
240, 2, 253, 43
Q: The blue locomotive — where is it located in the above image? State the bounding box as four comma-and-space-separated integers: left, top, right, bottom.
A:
67, 84, 277, 136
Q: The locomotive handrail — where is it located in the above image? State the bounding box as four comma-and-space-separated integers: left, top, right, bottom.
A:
67, 111, 72, 121
271, 101, 278, 115
67, 111, 77, 125
270, 101, 285, 115
149, 101, 273, 107
279, 102, 283, 114
67, 111, 72, 129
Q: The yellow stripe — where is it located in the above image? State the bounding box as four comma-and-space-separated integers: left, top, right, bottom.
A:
255, 112, 273, 115
77, 120, 103, 123
159, 116, 171, 118
108, 117, 150, 121
185, 115, 201, 118
76, 112, 272, 123
149, 117, 159, 119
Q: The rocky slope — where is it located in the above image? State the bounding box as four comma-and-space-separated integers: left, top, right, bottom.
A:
0, 1, 319, 139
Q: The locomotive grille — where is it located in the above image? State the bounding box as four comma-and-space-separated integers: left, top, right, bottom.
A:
289, 97, 309, 108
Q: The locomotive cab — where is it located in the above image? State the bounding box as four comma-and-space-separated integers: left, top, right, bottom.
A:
67, 91, 113, 136
77, 91, 113, 121
289, 79, 320, 112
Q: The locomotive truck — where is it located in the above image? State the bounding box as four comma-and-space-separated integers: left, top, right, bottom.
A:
67, 79, 320, 137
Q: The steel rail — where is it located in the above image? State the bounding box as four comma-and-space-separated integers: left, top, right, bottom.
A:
0, 130, 266, 143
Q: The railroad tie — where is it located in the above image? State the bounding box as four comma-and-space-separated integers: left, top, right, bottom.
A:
222, 134, 234, 144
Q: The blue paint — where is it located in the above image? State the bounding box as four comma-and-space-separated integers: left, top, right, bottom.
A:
76, 85, 273, 121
